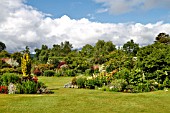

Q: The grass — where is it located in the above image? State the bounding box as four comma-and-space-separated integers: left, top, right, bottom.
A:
0, 77, 170, 113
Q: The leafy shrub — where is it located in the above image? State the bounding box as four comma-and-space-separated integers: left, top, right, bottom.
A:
65, 69, 75, 77
37, 64, 54, 72
55, 70, 63, 77
163, 77, 170, 87
44, 70, 55, 77
115, 68, 131, 83
15, 67, 22, 74
16, 80, 37, 94
0, 60, 11, 68
47, 57, 60, 68
76, 76, 86, 88
85, 78, 95, 89
0, 68, 16, 74
106, 64, 115, 73
1, 73, 20, 86
109, 79, 128, 92
101, 85, 110, 91
85, 69, 92, 76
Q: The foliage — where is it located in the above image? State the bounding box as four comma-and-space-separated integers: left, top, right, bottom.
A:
44, 70, 55, 77
136, 42, 170, 83
0, 41, 6, 52
0, 68, 16, 75
0, 60, 9, 69
155, 32, 170, 44
75, 76, 87, 88
55, 69, 63, 77
123, 39, 139, 56
37, 64, 54, 72
0, 50, 10, 58
115, 68, 131, 84
0, 73, 20, 86
65, 69, 75, 77
81, 44, 94, 57
85, 76, 108, 89
16, 80, 38, 94
109, 79, 128, 92
47, 57, 60, 68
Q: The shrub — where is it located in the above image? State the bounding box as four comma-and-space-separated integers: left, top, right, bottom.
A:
37, 64, 54, 72
109, 79, 128, 92
85, 78, 95, 89
163, 77, 170, 87
55, 70, 63, 77
65, 69, 75, 77
101, 85, 110, 91
0, 68, 16, 74
76, 76, 86, 88
1, 73, 20, 86
15, 67, 22, 74
85, 69, 92, 76
44, 70, 55, 77
16, 80, 37, 94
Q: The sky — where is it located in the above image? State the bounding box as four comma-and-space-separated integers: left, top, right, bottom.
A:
1, 0, 170, 53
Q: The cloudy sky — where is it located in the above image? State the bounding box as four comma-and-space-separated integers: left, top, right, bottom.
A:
1, 0, 170, 53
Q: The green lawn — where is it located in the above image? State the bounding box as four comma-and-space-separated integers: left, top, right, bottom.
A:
0, 77, 170, 113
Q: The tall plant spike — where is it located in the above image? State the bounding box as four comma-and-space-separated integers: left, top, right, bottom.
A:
21, 53, 31, 76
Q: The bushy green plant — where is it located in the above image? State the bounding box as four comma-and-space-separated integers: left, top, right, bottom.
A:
1, 73, 20, 86
101, 85, 110, 91
76, 76, 86, 88
65, 69, 75, 77
109, 79, 128, 92
37, 64, 54, 72
163, 77, 170, 87
85, 69, 92, 76
85, 78, 95, 89
115, 68, 131, 84
44, 70, 55, 77
16, 80, 37, 94
55, 72, 62, 77
0, 68, 16, 74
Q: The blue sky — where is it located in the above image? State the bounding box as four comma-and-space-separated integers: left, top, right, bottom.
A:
26, 0, 170, 24
1, 0, 170, 52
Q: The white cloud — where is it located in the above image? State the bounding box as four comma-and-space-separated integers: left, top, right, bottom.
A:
95, 0, 170, 15
0, 0, 170, 53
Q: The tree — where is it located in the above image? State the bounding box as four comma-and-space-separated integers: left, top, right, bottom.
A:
94, 40, 116, 55
34, 48, 41, 60
41, 45, 48, 50
81, 44, 94, 57
0, 41, 6, 52
155, 33, 170, 44
104, 41, 116, 53
136, 42, 170, 83
123, 39, 139, 56
60, 41, 73, 56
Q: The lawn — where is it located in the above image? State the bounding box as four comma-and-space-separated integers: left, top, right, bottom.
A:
0, 77, 170, 113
